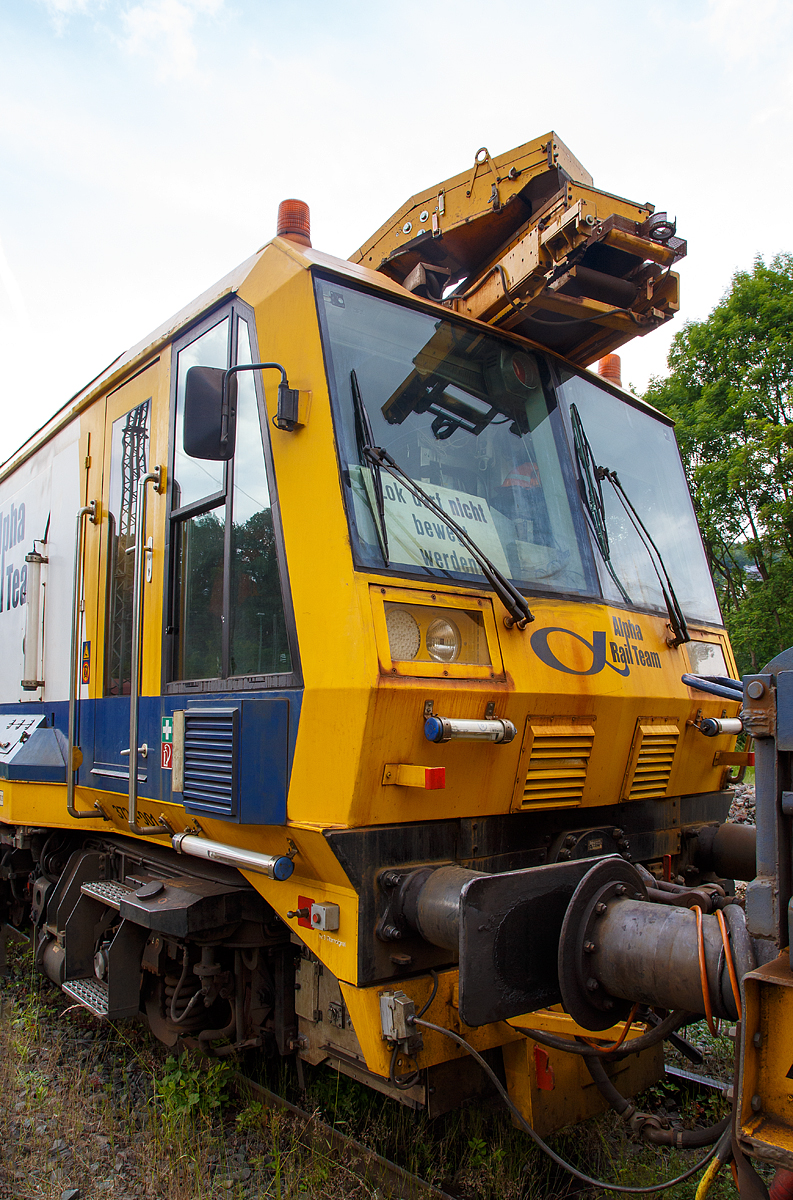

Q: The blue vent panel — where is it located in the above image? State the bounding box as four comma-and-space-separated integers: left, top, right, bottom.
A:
183, 708, 238, 816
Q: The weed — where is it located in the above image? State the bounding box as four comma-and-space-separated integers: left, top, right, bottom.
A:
17, 1065, 50, 1103
236, 1097, 267, 1131
155, 1052, 233, 1128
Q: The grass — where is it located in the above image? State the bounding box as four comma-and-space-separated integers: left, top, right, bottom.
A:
0, 937, 768, 1200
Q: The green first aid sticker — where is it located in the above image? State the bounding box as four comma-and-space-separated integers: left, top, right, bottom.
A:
162, 717, 173, 744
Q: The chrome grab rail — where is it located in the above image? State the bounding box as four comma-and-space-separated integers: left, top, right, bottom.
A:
67, 500, 106, 820
128, 465, 170, 837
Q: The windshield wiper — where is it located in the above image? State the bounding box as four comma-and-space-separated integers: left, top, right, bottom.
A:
570, 404, 631, 604
598, 467, 689, 647
363, 444, 534, 630
350, 370, 389, 565
570, 404, 688, 646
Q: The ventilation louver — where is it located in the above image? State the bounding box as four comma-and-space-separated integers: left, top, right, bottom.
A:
183, 708, 239, 816
621, 721, 679, 800
522, 722, 595, 805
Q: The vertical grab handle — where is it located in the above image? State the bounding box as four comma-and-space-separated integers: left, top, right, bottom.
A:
67, 500, 104, 820
128, 464, 170, 837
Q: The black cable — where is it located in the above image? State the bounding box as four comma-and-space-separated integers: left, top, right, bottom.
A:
389, 1043, 420, 1091
412, 1017, 719, 1194
416, 969, 439, 1019
388, 970, 440, 1091
525, 305, 639, 328
511, 1009, 692, 1059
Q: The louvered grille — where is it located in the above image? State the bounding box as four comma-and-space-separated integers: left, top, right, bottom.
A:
183, 708, 238, 816
624, 723, 679, 800
522, 724, 594, 804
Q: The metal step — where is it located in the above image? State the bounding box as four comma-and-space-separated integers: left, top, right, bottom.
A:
80, 880, 136, 910
62, 977, 109, 1018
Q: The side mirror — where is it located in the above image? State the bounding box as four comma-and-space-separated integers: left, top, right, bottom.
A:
183, 366, 237, 460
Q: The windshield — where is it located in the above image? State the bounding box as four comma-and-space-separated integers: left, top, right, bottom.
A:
317, 279, 597, 597
316, 277, 721, 624
556, 370, 721, 625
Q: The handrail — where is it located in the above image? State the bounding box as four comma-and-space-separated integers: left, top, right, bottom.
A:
127, 464, 170, 837
67, 500, 106, 820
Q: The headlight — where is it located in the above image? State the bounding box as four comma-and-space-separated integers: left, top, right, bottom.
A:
386, 607, 421, 661
686, 640, 728, 677
426, 617, 461, 663
382, 599, 490, 668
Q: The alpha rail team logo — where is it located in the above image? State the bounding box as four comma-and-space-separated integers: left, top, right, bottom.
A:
531, 618, 662, 678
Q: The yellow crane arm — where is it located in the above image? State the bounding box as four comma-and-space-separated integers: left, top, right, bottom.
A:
350, 131, 686, 367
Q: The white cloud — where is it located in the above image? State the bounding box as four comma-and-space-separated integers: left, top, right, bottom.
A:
705, 0, 793, 63
119, 0, 224, 78
35, 0, 105, 35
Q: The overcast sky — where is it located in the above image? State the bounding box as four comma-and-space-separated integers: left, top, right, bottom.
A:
1, 0, 791, 462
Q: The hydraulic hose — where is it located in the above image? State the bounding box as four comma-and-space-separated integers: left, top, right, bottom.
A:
584, 1054, 731, 1147
512, 1009, 693, 1059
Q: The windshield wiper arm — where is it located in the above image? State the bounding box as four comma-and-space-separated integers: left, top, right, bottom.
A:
363, 444, 534, 630
598, 467, 690, 648
570, 404, 631, 604
350, 371, 389, 565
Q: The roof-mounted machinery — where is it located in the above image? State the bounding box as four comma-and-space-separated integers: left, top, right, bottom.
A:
351, 131, 686, 365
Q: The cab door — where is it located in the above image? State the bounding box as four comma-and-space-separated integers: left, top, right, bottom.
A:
90, 359, 168, 800
164, 303, 301, 824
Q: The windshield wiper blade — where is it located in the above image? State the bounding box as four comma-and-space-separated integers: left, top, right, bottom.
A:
569, 404, 631, 604
350, 371, 389, 565
598, 467, 690, 648
363, 444, 534, 629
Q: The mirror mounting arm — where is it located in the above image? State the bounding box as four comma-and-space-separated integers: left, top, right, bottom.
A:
222, 362, 300, 434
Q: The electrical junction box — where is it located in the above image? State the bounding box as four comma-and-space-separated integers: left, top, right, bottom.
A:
310, 902, 340, 931
379, 989, 421, 1054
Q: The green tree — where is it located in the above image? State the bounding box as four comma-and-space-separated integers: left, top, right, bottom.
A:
645, 254, 793, 673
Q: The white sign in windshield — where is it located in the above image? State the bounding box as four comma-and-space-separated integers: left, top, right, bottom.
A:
351, 468, 509, 575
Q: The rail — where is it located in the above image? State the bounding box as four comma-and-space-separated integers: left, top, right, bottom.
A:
235, 1073, 456, 1200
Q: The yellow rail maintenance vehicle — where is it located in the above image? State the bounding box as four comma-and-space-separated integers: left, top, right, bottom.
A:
1, 132, 786, 1190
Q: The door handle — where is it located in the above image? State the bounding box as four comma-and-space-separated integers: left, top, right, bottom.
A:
120, 744, 148, 759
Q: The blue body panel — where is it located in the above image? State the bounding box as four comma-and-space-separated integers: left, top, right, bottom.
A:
0, 726, 68, 783
0, 688, 302, 826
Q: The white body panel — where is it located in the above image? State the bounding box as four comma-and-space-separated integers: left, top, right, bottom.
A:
0, 420, 81, 705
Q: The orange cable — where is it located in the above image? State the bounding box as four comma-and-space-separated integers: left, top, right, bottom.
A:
582, 1003, 641, 1053
716, 908, 742, 1020
693, 905, 719, 1037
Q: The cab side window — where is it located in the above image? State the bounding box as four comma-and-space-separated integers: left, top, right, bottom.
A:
168, 308, 294, 687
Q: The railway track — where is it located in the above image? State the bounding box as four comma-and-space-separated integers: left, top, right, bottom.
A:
232, 1060, 730, 1200
235, 1073, 459, 1200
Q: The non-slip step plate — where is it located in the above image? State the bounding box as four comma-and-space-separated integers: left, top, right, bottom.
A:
62, 977, 109, 1018
80, 880, 136, 910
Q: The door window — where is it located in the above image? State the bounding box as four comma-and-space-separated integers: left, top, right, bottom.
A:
168, 307, 294, 686
105, 399, 151, 696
